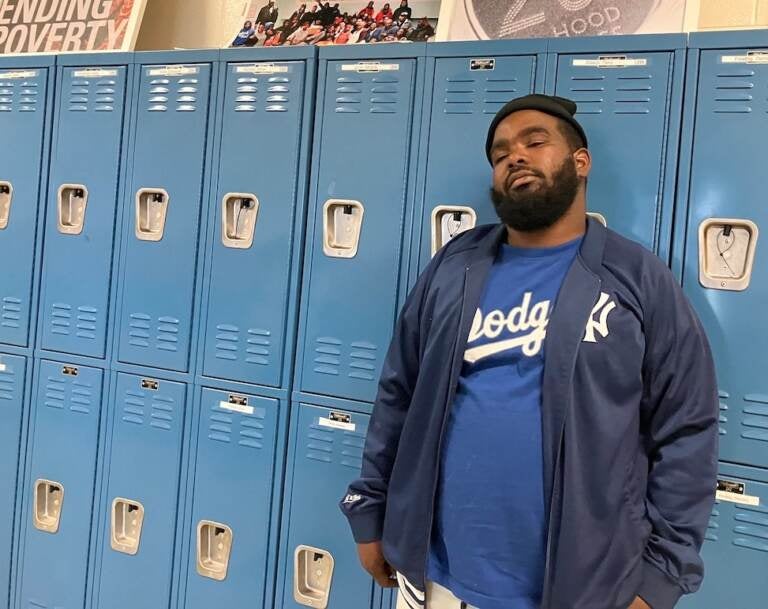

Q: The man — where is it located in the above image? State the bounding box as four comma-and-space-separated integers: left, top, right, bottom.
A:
256, 0, 278, 25
286, 21, 312, 45
340, 94, 719, 609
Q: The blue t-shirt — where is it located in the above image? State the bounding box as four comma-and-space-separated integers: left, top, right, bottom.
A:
427, 236, 582, 609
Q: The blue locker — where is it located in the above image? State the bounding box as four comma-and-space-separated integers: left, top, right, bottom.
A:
278, 402, 375, 609
199, 48, 315, 388
93, 372, 187, 609
16, 360, 104, 609
0, 57, 54, 349
0, 353, 26, 609
115, 52, 217, 373
412, 41, 547, 275
678, 463, 768, 609
547, 34, 686, 258
38, 56, 133, 359
297, 45, 426, 403
677, 32, 768, 469
178, 386, 280, 609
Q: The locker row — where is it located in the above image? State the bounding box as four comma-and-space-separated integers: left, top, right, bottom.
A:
0, 27, 765, 609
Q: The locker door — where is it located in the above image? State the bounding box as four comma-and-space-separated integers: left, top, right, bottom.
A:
95, 373, 187, 609
182, 388, 279, 608
553, 52, 674, 251
300, 58, 417, 403
281, 404, 373, 609
0, 353, 25, 608
678, 465, 768, 609
117, 63, 213, 372
40, 65, 129, 358
0, 66, 49, 347
415, 54, 538, 272
18, 361, 103, 609
201, 60, 307, 387
682, 49, 768, 468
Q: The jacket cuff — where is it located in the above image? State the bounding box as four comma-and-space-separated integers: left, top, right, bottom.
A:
637, 559, 684, 609
344, 509, 385, 544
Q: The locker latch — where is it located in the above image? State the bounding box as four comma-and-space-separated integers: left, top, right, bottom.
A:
0, 181, 11, 230
141, 378, 159, 391
196, 520, 233, 581
57, 184, 88, 235
111, 498, 145, 555
329, 411, 351, 424
431, 206, 477, 256
222, 193, 259, 249
698, 218, 759, 291
294, 545, 335, 608
587, 211, 607, 227
135, 188, 169, 242
33, 479, 64, 534
323, 199, 364, 258
228, 394, 247, 406
62, 365, 79, 376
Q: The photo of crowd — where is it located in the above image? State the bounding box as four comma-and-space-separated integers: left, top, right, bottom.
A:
230, 0, 437, 47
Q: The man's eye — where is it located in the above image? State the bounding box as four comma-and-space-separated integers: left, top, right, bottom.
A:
528, 140, 545, 147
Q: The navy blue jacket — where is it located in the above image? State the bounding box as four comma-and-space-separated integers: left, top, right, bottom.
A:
340, 218, 719, 609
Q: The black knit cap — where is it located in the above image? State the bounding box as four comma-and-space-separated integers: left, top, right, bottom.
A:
485, 94, 588, 164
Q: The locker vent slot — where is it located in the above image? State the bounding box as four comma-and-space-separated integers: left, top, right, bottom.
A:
122, 390, 146, 425
212, 324, 273, 366
1, 296, 22, 330
440, 74, 521, 115
150, 394, 175, 431
43, 375, 94, 415
207, 403, 266, 449
712, 66, 756, 113
335, 71, 401, 114
50, 303, 72, 336
95, 78, 117, 112
704, 507, 720, 542
306, 419, 366, 470
564, 65, 655, 116
742, 394, 768, 442
145, 73, 199, 112
0, 364, 15, 401
128, 313, 180, 353
0, 77, 39, 113
718, 392, 728, 436
208, 410, 234, 444
732, 502, 768, 553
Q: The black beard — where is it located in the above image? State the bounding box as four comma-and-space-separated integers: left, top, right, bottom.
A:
490, 156, 579, 232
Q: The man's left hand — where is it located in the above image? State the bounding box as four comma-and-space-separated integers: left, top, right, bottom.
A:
628, 597, 651, 609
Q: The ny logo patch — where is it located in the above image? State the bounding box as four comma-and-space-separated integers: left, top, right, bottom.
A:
583, 292, 616, 343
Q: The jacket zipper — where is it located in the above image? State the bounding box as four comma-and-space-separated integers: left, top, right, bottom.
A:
422, 267, 470, 591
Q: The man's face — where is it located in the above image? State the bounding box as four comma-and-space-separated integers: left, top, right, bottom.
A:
384, 17, 392, 26
489, 110, 586, 232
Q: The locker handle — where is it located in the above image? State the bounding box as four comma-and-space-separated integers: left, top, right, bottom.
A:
196, 520, 233, 581
430, 205, 476, 257
111, 498, 145, 555
57, 184, 88, 235
323, 199, 364, 258
135, 188, 169, 242
222, 193, 259, 249
33, 479, 64, 534
0, 181, 12, 230
698, 217, 759, 291
294, 545, 334, 608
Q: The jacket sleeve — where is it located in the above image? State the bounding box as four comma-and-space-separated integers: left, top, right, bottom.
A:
338, 253, 440, 544
636, 263, 719, 609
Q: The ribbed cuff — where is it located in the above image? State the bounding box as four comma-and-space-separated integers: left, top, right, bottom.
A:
636, 559, 684, 609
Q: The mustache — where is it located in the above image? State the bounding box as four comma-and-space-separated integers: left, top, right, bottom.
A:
506, 168, 544, 188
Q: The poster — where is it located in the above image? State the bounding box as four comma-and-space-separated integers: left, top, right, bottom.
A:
228, 0, 440, 47
440, 0, 686, 41
0, 0, 148, 54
